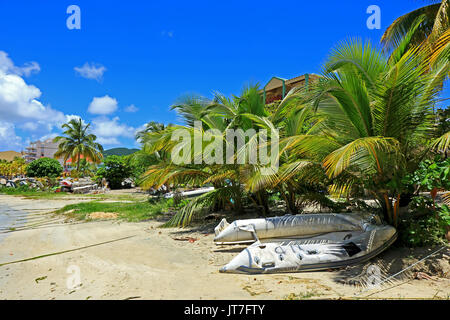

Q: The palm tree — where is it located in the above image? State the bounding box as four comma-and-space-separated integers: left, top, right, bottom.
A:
139, 85, 278, 225
137, 34, 448, 229
381, 0, 449, 50
382, 0, 449, 71
53, 118, 104, 172
286, 38, 449, 226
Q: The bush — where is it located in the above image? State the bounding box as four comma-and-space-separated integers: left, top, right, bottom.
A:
398, 196, 448, 246
26, 158, 63, 178
95, 155, 132, 189
124, 151, 158, 183
406, 156, 450, 193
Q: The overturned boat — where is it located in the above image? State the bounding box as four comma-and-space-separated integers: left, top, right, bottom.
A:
214, 213, 397, 274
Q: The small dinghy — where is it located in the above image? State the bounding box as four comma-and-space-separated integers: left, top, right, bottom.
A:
214, 213, 397, 274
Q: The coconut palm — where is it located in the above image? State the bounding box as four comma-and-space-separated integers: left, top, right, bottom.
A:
53, 118, 104, 172
139, 85, 279, 226
382, 0, 450, 73
381, 0, 449, 50
138, 31, 448, 228
285, 38, 449, 226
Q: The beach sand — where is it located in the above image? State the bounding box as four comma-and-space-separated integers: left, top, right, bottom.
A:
0, 194, 449, 300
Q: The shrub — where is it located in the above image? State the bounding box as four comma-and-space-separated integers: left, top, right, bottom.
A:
95, 155, 132, 189
26, 158, 63, 178
398, 196, 448, 246
405, 156, 450, 194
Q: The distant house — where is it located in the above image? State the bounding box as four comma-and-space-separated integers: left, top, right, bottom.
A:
261, 73, 320, 104
0, 150, 22, 162
23, 138, 63, 165
65, 154, 92, 165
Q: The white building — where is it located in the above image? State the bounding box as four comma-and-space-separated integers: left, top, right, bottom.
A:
23, 138, 63, 165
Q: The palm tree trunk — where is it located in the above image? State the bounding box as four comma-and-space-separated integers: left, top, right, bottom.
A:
382, 193, 393, 225
231, 181, 244, 214
76, 153, 81, 172
256, 190, 270, 217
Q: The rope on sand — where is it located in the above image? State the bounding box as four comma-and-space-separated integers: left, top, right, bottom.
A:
355, 245, 449, 297
0, 235, 136, 267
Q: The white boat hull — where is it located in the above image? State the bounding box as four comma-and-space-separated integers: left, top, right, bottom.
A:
215, 214, 397, 274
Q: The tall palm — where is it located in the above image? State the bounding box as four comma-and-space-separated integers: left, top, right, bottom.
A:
140, 85, 275, 225
53, 118, 104, 171
287, 38, 449, 226
382, 0, 449, 71
382, 0, 449, 49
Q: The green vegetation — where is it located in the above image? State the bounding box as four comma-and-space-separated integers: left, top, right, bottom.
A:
398, 196, 448, 246
71, 158, 98, 178
285, 290, 323, 300
103, 147, 139, 157
123, 6, 450, 252
381, 0, 449, 65
136, 37, 449, 230
1, 3, 448, 249
407, 157, 450, 195
95, 155, 133, 189
0, 157, 27, 178
26, 158, 63, 178
55, 198, 173, 222
0, 185, 61, 197
53, 117, 104, 171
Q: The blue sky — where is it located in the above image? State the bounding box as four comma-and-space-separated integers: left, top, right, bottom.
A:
0, 0, 448, 151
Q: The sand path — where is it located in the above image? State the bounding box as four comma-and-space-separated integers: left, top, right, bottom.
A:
0, 194, 448, 300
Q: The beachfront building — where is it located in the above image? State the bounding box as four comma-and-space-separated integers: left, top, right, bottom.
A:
23, 138, 63, 165
261, 73, 320, 104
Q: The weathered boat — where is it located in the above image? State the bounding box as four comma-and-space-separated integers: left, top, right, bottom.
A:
214, 213, 397, 274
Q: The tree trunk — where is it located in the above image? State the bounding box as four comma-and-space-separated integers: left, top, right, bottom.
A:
256, 190, 269, 217
232, 182, 244, 214
76, 153, 81, 172
286, 185, 298, 215
381, 193, 393, 225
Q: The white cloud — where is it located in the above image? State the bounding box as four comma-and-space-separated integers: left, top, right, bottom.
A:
20, 121, 39, 131
91, 116, 138, 147
65, 114, 82, 123
88, 95, 118, 115
124, 104, 139, 113
96, 137, 120, 146
0, 121, 23, 150
0, 51, 40, 77
161, 30, 174, 38
0, 70, 66, 125
74, 62, 106, 81
39, 132, 58, 142
0, 51, 83, 149
92, 116, 135, 138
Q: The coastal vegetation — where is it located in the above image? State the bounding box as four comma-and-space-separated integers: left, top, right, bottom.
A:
1, 3, 449, 248
26, 157, 63, 178
136, 37, 449, 234
53, 117, 104, 172
103, 147, 139, 157
0, 157, 26, 178
54, 197, 181, 222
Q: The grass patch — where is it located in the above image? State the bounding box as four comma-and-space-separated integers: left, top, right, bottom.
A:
54, 199, 169, 222
0, 186, 148, 201
0, 187, 71, 199
285, 290, 323, 300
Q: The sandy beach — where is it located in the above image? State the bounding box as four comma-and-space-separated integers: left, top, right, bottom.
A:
0, 194, 449, 300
